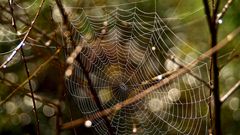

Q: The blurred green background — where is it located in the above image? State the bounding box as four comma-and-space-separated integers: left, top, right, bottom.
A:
0, 0, 239, 135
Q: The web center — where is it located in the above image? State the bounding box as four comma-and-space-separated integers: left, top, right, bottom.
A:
119, 83, 128, 91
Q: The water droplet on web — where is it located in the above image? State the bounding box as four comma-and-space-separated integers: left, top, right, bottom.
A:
45, 40, 51, 46
65, 68, 73, 77
168, 88, 181, 102
66, 56, 74, 64
148, 98, 164, 112
17, 31, 22, 36
103, 21, 108, 26
84, 120, 92, 128
157, 75, 162, 80
218, 19, 223, 24
151, 46, 156, 51
132, 127, 137, 133
101, 29, 107, 34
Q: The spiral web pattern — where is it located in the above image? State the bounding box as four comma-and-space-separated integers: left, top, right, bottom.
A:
63, 1, 211, 134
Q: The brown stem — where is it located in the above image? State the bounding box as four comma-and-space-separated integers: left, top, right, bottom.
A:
203, 0, 221, 134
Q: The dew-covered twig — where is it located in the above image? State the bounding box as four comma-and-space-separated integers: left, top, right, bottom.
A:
0, 0, 46, 69
216, 0, 233, 23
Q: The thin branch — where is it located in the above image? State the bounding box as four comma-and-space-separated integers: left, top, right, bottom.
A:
0, 48, 61, 106
220, 80, 240, 103
8, 1, 42, 134
55, 55, 66, 135
203, 0, 222, 134
0, 0, 46, 69
169, 55, 212, 89
216, 0, 233, 23
60, 25, 240, 130
77, 40, 115, 135
54, 0, 115, 133
22, 52, 40, 135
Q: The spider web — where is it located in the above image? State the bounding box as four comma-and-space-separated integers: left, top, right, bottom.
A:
62, 0, 211, 135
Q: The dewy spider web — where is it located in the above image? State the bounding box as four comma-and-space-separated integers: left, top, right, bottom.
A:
63, 0, 211, 134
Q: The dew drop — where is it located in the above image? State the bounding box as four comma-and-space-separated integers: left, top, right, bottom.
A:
168, 88, 181, 102
151, 46, 156, 51
132, 127, 137, 133
17, 31, 22, 36
101, 29, 107, 34
218, 19, 223, 24
65, 68, 73, 77
84, 120, 92, 128
157, 75, 162, 80
66, 57, 74, 64
103, 21, 108, 26
45, 40, 51, 46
